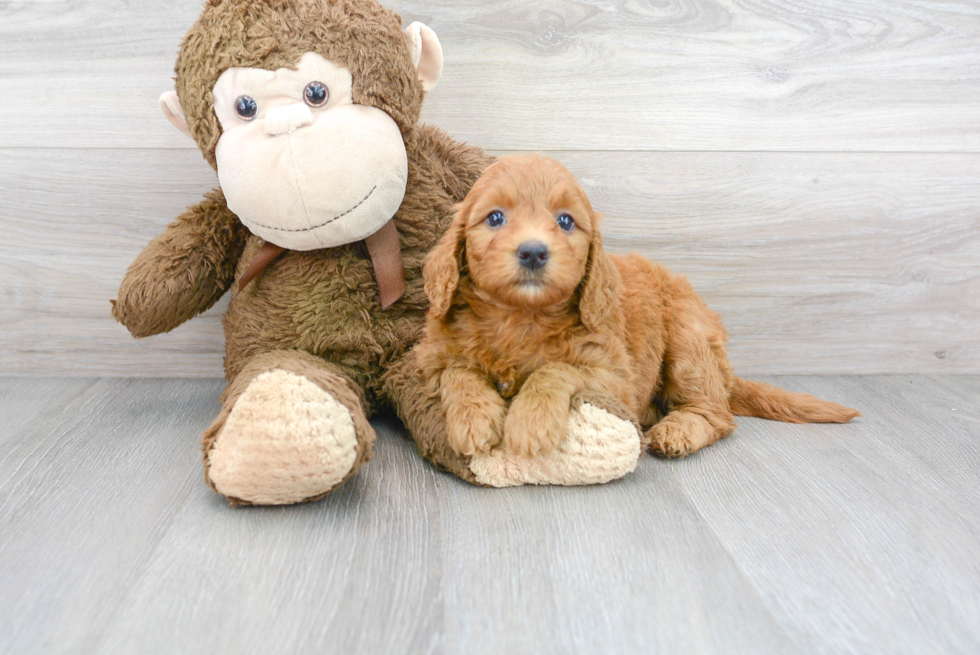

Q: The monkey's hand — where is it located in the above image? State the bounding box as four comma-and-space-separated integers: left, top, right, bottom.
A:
112, 190, 247, 338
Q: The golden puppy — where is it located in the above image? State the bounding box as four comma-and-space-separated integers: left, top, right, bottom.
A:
419, 154, 858, 460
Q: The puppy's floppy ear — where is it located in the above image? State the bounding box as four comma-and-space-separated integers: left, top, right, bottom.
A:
424, 203, 468, 319
579, 214, 621, 331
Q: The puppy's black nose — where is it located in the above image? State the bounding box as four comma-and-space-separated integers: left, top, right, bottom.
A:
517, 241, 550, 270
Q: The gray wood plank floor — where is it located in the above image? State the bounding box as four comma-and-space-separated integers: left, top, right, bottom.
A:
1, 376, 977, 655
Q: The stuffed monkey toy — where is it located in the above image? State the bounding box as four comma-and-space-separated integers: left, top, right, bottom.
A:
113, 0, 641, 505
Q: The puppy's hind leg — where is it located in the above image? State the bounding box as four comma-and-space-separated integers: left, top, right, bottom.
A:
647, 294, 737, 458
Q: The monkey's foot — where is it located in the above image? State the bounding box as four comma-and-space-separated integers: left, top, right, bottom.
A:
206, 370, 360, 505
468, 402, 642, 487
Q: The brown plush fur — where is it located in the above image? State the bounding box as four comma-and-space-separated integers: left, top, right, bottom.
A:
419, 155, 860, 460
111, 189, 248, 338
113, 0, 494, 501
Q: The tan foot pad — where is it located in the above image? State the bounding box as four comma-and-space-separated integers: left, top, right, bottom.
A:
468, 403, 641, 488
208, 370, 359, 505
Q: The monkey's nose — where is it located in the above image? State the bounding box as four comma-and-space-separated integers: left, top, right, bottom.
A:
517, 241, 550, 270
264, 103, 314, 136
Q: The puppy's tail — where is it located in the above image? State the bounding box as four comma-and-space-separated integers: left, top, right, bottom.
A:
730, 378, 860, 424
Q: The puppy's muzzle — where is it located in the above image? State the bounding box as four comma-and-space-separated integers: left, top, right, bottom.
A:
517, 241, 550, 271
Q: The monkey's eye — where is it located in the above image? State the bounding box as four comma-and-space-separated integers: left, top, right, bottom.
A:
486, 210, 507, 228
235, 95, 258, 121
304, 81, 329, 108
557, 213, 575, 232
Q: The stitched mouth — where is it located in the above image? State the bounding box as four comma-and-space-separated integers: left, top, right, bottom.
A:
247, 185, 377, 233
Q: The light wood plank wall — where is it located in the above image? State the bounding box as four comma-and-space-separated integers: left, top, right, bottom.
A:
1, 0, 977, 376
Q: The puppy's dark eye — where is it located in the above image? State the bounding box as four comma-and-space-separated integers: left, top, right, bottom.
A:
486, 210, 507, 228
235, 95, 258, 120
304, 81, 329, 108
557, 213, 575, 232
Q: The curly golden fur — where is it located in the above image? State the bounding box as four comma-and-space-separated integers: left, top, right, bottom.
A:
418, 154, 859, 460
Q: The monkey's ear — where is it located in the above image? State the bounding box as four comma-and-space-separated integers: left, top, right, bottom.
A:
403, 22, 444, 92
159, 92, 194, 140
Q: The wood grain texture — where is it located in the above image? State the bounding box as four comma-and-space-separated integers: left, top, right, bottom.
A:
0, 0, 977, 375
1, 376, 978, 654
1, 148, 976, 376
0, 148, 226, 377
674, 375, 980, 655
0, 0, 978, 151
433, 462, 801, 654
96, 414, 444, 655
0, 378, 222, 653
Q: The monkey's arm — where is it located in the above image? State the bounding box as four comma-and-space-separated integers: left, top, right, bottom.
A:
417, 124, 496, 203
112, 189, 248, 338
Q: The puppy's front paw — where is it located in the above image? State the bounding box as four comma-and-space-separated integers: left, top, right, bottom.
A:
503, 392, 569, 457
469, 402, 643, 488
445, 397, 506, 457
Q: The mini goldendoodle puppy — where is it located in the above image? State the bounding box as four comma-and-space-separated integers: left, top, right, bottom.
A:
418, 154, 859, 459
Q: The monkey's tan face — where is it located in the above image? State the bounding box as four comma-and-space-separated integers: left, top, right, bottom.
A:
212, 52, 409, 251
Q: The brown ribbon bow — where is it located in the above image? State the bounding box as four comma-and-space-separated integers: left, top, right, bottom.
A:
236, 219, 407, 310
